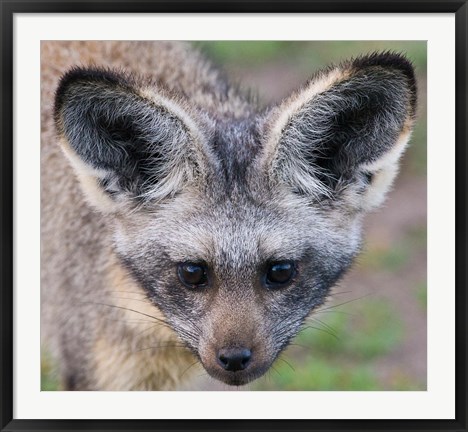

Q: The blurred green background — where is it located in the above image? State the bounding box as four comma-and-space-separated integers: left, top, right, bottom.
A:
42, 41, 427, 392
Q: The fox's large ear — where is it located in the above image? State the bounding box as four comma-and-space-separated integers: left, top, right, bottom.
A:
54, 67, 210, 213
260, 52, 417, 211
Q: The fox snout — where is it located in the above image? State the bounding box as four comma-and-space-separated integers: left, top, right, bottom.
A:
200, 339, 272, 386
217, 347, 252, 372
197, 301, 275, 385
206, 346, 266, 386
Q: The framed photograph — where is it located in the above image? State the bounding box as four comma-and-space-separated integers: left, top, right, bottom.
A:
1, 1, 466, 431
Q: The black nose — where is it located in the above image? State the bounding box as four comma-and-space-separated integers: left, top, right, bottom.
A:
217, 347, 252, 372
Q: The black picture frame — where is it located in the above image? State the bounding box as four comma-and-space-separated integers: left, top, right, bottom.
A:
1, 1, 467, 431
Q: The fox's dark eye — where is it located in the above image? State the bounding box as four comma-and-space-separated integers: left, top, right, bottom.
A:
178, 263, 208, 288
265, 261, 295, 288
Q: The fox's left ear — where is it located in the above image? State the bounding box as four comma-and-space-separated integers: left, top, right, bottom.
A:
261, 52, 417, 212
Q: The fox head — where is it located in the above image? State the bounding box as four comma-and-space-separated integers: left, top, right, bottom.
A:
54, 52, 417, 386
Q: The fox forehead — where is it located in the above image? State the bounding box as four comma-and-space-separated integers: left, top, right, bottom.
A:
114, 189, 360, 269
210, 118, 263, 182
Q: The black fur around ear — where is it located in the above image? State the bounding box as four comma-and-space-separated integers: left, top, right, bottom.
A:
55, 67, 198, 203
351, 51, 417, 112
266, 52, 417, 207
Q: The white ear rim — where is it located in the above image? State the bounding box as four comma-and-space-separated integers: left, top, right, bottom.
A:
360, 128, 413, 211
60, 138, 119, 213
262, 68, 350, 170
139, 87, 215, 160
258, 68, 353, 199
58, 88, 213, 212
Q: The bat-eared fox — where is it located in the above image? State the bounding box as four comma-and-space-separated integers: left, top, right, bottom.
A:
41, 41, 417, 390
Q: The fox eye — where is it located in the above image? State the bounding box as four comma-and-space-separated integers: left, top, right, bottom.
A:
265, 261, 295, 288
178, 263, 208, 288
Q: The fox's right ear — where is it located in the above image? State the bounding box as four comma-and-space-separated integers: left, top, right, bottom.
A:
260, 52, 417, 212
54, 67, 210, 213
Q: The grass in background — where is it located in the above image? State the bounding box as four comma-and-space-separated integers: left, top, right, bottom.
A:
252, 298, 407, 391
196, 41, 426, 72
415, 282, 427, 312
41, 349, 60, 391
359, 225, 427, 274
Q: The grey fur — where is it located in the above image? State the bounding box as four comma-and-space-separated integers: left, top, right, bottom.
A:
43, 42, 417, 389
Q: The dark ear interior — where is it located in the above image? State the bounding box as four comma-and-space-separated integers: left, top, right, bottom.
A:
274, 52, 417, 196
55, 67, 193, 200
